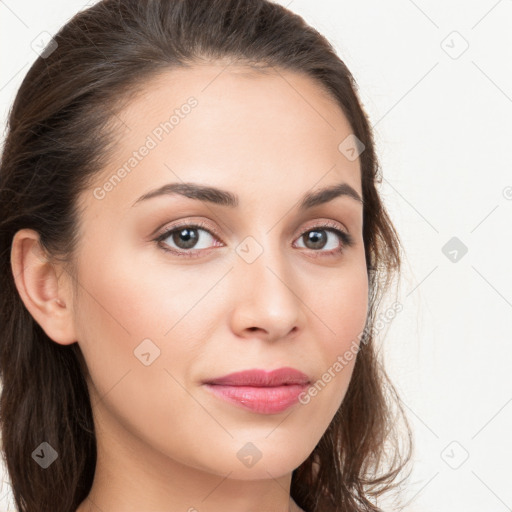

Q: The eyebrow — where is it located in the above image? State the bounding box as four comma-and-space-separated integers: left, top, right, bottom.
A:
132, 181, 363, 209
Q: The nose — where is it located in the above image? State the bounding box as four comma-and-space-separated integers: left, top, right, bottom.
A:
229, 242, 305, 342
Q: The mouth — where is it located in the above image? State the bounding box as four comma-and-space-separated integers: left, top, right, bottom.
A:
202, 367, 311, 387
202, 367, 311, 414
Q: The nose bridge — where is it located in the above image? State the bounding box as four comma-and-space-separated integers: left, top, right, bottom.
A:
231, 232, 303, 335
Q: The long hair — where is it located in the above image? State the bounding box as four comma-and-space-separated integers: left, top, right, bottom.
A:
0, 1, 412, 511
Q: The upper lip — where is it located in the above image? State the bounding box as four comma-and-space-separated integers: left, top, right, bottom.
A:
203, 367, 311, 387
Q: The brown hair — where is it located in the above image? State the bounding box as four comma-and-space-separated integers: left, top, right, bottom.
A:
0, 1, 412, 511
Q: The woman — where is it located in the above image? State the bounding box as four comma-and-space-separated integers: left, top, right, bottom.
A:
0, 1, 411, 511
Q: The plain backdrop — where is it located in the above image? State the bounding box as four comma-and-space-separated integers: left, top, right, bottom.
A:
1, 1, 511, 511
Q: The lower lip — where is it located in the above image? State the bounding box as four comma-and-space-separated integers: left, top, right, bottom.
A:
202, 383, 309, 414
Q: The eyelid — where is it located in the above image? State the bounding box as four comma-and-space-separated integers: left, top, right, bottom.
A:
293, 219, 354, 252
153, 217, 354, 255
154, 217, 349, 239
153, 218, 221, 242
299, 218, 349, 236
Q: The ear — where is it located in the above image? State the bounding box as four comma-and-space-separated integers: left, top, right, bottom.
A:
10, 228, 77, 345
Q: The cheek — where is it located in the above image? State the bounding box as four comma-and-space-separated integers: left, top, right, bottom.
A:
316, 261, 369, 349
70, 247, 168, 395
71, 240, 225, 401
304, 262, 369, 412
73, 237, 208, 342
70, 248, 210, 456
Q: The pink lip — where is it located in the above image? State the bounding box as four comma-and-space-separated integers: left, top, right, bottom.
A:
202, 367, 311, 414
203, 367, 310, 387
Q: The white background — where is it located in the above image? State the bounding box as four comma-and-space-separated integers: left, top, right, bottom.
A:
1, 1, 511, 511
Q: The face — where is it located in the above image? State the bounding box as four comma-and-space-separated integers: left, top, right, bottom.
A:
70, 63, 368, 481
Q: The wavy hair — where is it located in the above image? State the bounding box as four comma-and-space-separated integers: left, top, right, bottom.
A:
0, 1, 412, 510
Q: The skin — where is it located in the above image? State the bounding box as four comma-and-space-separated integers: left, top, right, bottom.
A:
11, 63, 368, 512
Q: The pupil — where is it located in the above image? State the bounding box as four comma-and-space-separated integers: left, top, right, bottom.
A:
174, 228, 198, 249
306, 230, 326, 249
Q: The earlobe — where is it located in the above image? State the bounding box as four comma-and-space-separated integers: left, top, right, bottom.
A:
10, 228, 77, 345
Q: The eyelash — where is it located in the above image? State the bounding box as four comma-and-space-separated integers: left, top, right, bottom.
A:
153, 220, 354, 259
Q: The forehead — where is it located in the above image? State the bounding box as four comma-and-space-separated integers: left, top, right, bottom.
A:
87, 63, 362, 211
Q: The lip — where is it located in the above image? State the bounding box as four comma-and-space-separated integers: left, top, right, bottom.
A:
202, 367, 311, 414
202, 367, 311, 387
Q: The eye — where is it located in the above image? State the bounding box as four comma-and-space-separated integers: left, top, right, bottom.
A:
293, 221, 354, 258
154, 221, 221, 258
154, 220, 354, 258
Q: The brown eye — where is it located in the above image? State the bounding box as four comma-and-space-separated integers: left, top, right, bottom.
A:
294, 225, 353, 256
155, 222, 221, 257
301, 229, 328, 250
169, 227, 200, 250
